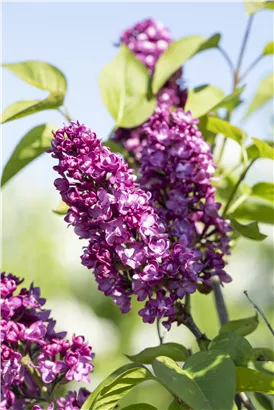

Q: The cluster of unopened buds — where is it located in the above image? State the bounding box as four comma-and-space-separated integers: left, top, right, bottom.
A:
1, 272, 94, 410
49, 107, 232, 330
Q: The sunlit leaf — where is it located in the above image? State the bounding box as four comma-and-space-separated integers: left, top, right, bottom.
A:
252, 138, 274, 160
2, 61, 67, 93
153, 352, 235, 410
232, 200, 274, 224
213, 85, 245, 111
168, 400, 191, 410
247, 139, 274, 160
244, 73, 274, 118
1, 92, 64, 124
81, 363, 153, 410
184, 85, 225, 118
230, 219, 267, 241
122, 405, 158, 410
244, 1, 274, 15
236, 367, 274, 394
251, 182, 274, 204
99, 45, 156, 128
1, 124, 55, 187
220, 314, 259, 336
209, 332, 254, 366
152, 34, 220, 93
127, 343, 189, 364
263, 41, 274, 55
206, 117, 246, 145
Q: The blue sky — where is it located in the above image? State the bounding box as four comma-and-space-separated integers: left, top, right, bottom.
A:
2, 2, 273, 191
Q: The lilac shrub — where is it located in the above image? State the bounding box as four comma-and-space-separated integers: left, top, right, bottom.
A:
0, 272, 93, 410
114, 18, 187, 162
49, 115, 232, 329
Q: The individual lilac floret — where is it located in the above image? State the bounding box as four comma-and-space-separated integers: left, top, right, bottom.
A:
137, 107, 232, 326
50, 122, 170, 315
114, 18, 187, 163
0, 272, 94, 410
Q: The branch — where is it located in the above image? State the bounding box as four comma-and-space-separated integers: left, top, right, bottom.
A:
235, 15, 255, 81
244, 291, 274, 336
211, 278, 229, 325
238, 392, 257, 410
156, 318, 164, 345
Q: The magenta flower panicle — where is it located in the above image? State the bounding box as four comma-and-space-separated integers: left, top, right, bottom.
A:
1, 272, 94, 410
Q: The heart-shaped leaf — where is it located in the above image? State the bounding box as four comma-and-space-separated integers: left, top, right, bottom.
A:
153, 352, 236, 410
152, 34, 220, 94
81, 363, 153, 410
220, 314, 259, 337
236, 367, 274, 394
251, 182, 274, 204
127, 343, 189, 364
1, 124, 56, 187
231, 200, 274, 225
99, 45, 156, 128
244, 73, 274, 118
209, 332, 254, 367
206, 117, 246, 145
229, 219, 267, 241
184, 85, 225, 118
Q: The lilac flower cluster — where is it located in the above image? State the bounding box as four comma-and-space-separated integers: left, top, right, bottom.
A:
50, 122, 169, 315
138, 108, 232, 325
1, 272, 93, 410
114, 18, 187, 162
33, 389, 90, 410
50, 117, 232, 330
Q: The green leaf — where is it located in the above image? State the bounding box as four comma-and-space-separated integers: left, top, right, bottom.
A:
244, 73, 274, 118
153, 352, 235, 410
152, 34, 220, 94
251, 182, 274, 204
213, 85, 245, 111
81, 364, 153, 410
1, 92, 64, 124
99, 45, 156, 128
168, 400, 191, 410
2, 61, 67, 93
236, 367, 274, 394
232, 200, 274, 224
209, 332, 254, 366
220, 314, 259, 336
121, 405, 158, 410
244, 1, 274, 15
246, 139, 274, 160
230, 219, 267, 241
127, 343, 189, 364
253, 348, 274, 361
250, 361, 274, 376
1, 124, 55, 187
206, 117, 246, 145
252, 138, 274, 160
184, 85, 225, 118
263, 41, 274, 55
53, 201, 69, 215
254, 392, 274, 410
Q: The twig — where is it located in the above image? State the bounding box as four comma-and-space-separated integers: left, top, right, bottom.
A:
182, 311, 210, 351
235, 15, 255, 83
240, 55, 262, 82
211, 277, 229, 325
238, 392, 257, 410
156, 318, 164, 345
218, 46, 235, 78
57, 107, 72, 122
244, 291, 274, 336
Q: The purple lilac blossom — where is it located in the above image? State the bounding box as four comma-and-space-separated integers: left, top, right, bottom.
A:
138, 107, 232, 326
49, 121, 170, 316
32, 388, 90, 410
113, 18, 187, 162
0, 272, 93, 410
50, 119, 232, 330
